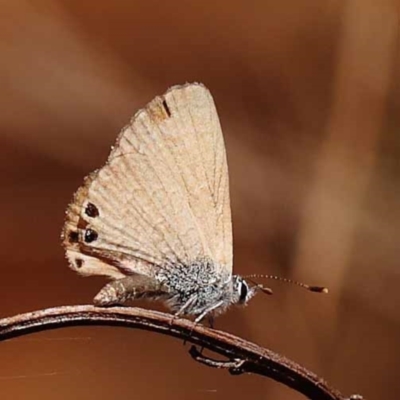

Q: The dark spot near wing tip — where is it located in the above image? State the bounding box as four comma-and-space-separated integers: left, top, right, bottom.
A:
84, 228, 98, 243
85, 202, 99, 218
162, 99, 171, 117
68, 231, 79, 243
75, 258, 83, 268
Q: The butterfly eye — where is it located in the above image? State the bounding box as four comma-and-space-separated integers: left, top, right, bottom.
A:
75, 258, 84, 268
85, 202, 99, 218
84, 229, 98, 243
239, 280, 248, 303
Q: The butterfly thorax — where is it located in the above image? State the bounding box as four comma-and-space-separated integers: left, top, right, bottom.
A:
155, 258, 237, 318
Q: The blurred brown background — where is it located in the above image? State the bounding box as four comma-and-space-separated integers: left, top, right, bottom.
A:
1, 1, 399, 399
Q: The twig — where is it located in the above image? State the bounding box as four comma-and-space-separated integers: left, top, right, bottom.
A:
0, 305, 359, 400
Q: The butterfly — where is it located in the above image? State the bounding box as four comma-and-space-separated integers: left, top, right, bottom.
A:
61, 83, 325, 325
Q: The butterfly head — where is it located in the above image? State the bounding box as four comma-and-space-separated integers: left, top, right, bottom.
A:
232, 275, 260, 306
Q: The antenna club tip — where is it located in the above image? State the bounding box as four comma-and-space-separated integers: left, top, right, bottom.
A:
308, 286, 329, 294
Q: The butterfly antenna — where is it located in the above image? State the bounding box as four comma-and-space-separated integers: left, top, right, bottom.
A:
244, 274, 328, 294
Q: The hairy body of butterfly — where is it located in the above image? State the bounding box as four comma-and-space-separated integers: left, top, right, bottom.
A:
93, 258, 256, 323
62, 83, 259, 323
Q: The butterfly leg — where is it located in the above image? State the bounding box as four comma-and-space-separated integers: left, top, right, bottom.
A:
182, 301, 224, 348
207, 315, 215, 329
93, 275, 166, 306
169, 296, 197, 327
191, 315, 214, 354
193, 300, 224, 325
174, 296, 197, 318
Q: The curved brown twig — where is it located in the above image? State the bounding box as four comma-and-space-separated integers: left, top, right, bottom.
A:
0, 305, 359, 400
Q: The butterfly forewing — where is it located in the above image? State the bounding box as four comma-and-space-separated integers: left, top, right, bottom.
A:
62, 83, 233, 280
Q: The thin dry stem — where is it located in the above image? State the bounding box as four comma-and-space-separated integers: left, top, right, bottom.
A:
0, 305, 358, 400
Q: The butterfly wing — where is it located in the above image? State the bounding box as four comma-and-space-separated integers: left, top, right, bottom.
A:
62, 83, 233, 280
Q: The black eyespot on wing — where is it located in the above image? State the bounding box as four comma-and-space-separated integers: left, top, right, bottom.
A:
75, 258, 83, 268
85, 202, 99, 218
162, 99, 171, 117
84, 229, 98, 243
68, 231, 79, 243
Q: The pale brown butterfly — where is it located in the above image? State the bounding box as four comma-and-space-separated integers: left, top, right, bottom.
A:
61, 83, 326, 325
